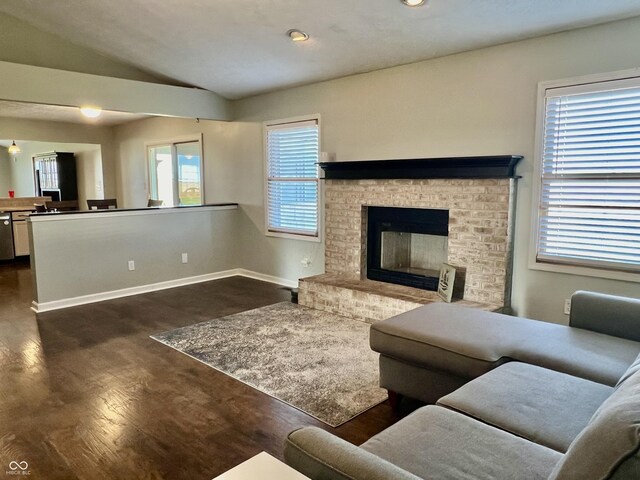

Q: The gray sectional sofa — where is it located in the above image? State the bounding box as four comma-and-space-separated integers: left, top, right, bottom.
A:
284, 291, 640, 479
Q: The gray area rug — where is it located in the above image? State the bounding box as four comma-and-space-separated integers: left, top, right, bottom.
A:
151, 302, 387, 427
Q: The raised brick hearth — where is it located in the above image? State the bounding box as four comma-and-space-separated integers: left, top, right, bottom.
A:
299, 158, 519, 322
299, 273, 500, 323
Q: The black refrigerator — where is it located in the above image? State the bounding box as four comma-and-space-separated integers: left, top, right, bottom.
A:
33, 152, 78, 201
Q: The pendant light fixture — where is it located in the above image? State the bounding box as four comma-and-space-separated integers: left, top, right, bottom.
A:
7, 141, 21, 155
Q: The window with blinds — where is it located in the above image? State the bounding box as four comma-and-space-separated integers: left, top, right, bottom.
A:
537, 78, 640, 272
265, 119, 319, 238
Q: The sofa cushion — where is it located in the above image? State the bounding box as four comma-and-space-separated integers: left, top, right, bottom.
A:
285, 427, 422, 480
437, 362, 614, 452
370, 303, 640, 386
549, 369, 640, 479
570, 290, 640, 342
361, 405, 561, 480
615, 351, 640, 388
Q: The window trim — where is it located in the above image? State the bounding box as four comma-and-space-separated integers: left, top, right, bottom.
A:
145, 134, 205, 207
529, 68, 640, 283
263, 114, 322, 243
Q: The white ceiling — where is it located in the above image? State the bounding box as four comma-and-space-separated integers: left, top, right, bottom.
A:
2, 0, 640, 99
0, 100, 150, 126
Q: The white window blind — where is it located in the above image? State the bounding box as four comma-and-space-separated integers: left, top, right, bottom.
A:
537, 79, 640, 272
266, 119, 319, 237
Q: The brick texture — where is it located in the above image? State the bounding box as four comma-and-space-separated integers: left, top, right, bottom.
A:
299, 273, 500, 323
322, 178, 516, 306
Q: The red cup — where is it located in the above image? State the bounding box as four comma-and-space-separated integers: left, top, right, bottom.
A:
8, 190, 14, 198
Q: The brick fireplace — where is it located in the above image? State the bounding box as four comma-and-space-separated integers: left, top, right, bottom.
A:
299, 156, 522, 322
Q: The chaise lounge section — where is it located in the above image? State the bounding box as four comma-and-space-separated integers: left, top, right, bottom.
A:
370, 290, 640, 404
284, 291, 640, 479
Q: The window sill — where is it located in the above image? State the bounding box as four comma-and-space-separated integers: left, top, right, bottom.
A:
266, 230, 321, 243
528, 259, 640, 284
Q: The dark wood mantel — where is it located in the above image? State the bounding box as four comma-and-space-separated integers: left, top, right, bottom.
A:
318, 155, 523, 180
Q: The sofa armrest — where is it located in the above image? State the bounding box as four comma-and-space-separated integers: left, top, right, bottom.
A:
284, 427, 421, 480
570, 291, 640, 342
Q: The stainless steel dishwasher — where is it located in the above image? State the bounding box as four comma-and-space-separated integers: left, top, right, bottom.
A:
0, 213, 15, 260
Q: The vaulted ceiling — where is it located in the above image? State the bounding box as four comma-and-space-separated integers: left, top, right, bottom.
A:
2, 0, 640, 99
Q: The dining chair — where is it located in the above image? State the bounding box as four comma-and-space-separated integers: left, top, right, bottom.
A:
45, 200, 79, 212
87, 198, 118, 210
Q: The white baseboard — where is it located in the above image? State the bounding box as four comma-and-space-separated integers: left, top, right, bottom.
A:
235, 269, 298, 289
31, 269, 297, 313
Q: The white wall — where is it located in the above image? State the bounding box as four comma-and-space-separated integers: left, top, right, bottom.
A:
113, 116, 325, 284
30, 207, 239, 305
0, 117, 117, 197
226, 121, 325, 284
7, 140, 103, 205
232, 16, 640, 324
75, 148, 104, 209
112, 116, 241, 208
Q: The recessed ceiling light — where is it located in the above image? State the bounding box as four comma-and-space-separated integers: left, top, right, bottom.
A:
287, 29, 309, 42
402, 0, 426, 6
80, 106, 102, 118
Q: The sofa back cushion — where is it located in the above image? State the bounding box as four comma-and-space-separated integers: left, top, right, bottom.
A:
615, 351, 640, 388
570, 291, 640, 342
549, 368, 640, 479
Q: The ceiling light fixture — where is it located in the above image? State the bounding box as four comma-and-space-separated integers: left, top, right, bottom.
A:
7, 141, 21, 156
80, 106, 102, 118
287, 29, 309, 42
402, 0, 426, 6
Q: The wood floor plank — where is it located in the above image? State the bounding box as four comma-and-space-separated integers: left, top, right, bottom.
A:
0, 261, 402, 479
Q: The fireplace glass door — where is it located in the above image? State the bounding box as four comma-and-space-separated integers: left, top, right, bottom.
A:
367, 206, 449, 290
380, 231, 448, 278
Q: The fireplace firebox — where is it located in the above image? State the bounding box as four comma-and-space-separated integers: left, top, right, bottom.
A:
366, 206, 449, 290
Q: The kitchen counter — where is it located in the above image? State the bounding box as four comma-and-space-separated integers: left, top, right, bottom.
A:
0, 196, 50, 212
29, 203, 238, 218
0, 206, 38, 212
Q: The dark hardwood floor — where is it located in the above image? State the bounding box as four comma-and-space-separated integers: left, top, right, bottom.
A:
0, 260, 401, 479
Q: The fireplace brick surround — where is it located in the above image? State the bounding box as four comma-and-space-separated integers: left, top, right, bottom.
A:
299, 157, 520, 322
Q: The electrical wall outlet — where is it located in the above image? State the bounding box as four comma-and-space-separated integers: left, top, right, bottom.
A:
564, 298, 571, 315
128, 260, 135, 271
181, 253, 188, 264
